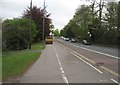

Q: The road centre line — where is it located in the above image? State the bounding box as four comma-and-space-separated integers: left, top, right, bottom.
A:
100, 66, 120, 77
111, 79, 120, 84
57, 40, 120, 77
53, 46, 69, 85
66, 45, 120, 77
71, 44, 119, 59
58, 39, 119, 59
69, 50, 103, 74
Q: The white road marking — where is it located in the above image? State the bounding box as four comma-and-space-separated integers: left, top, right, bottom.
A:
66, 44, 120, 77
70, 51, 103, 74
58, 39, 119, 59
111, 79, 119, 84
100, 66, 119, 77
100, 80, 107, 82
72, 44, 119, 59
57, 39, 120, 81
63, 77, 69, 84
53, 46, 69, 85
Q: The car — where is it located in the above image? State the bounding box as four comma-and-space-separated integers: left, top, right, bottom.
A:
82, 40, 91, 45
60, 36, 64, 39
71, 38, 77, 43
61, 36, 65, 40
65, 38, 69, 41
45, 36, 53, 44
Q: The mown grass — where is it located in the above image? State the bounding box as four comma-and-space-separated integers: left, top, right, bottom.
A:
2, 42, 45, 81
29, 42, 45, 50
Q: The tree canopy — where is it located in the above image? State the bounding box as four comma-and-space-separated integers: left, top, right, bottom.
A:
61, 1, 118, 45
2, 18, 37, 50
23, 6, 51, 42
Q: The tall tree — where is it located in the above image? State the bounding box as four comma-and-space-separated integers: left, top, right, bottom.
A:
105, 2, 118, 29
73, 5, 93, 40
23, 6, 51, 42
118, 1, 120, 47
118, 1, 120, 31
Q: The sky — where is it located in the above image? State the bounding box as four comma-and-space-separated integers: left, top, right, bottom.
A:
0, 0, 119, 30
0, 0, 90, 30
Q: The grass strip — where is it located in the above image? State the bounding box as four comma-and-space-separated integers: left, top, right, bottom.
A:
2, 42, 45, 81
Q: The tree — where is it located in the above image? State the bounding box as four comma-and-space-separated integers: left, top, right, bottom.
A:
73, 5, 93, 41
103, 2, 118, 44
23, 6, 51, 42
2, 18, 37, 50
118, 1, 120, 32
118, 1, 120, 47
53, 29, 60, 36
0, 18, 1, 50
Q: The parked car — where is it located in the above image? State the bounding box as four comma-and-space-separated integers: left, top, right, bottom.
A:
60, 36, 64, 39
71, 38, 77, 43
82, 40, 91, 45
62, 37, 66, 40
65, 38, 69, 41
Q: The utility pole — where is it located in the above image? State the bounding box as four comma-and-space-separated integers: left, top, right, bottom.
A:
29, 0, 32, 49
43, 0, 45, 41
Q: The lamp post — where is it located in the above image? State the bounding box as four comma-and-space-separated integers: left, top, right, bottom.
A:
43, 0, 45, 41
29, 0, 32, 49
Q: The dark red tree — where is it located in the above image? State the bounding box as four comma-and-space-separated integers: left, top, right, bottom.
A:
23, 6, 51, 42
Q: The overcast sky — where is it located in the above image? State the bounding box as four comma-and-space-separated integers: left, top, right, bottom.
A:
0, 0, 119, 30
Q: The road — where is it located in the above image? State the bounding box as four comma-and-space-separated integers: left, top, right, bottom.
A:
19, 39, 119, 84
59, 38, 118, 58
58, 39, 119, 74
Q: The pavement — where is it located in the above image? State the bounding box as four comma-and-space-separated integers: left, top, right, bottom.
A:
20, 44, 64, 83
19, 39, 119, 84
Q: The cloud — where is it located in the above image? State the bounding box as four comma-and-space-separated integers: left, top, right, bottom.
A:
1, 0, 83, 29
45, 0, 82, 29
1, 1, 29, 19
1, 0, 118, 30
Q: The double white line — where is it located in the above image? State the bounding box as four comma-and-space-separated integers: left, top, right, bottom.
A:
67, 47, 103, 74
66, 46, 119, 84
58, 39, 120, 77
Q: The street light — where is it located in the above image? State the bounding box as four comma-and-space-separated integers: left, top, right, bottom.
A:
43, 0, 45, 41
29, 0, 32, 49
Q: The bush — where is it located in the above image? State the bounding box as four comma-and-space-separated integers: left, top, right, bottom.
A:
2, 18, 37, 51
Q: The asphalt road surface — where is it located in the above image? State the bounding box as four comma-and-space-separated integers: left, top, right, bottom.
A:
20, 39, 119, 84
59, 38, 118, 58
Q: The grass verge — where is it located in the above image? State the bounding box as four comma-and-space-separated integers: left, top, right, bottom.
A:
2, 42, 45, 81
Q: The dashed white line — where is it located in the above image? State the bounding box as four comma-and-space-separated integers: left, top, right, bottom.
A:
70, 51, 103, 74
57, 39, 120, 83
63, 40, 120, 77
53, 46, 69, 85
111, 79, 119, 84
63, 77, 69, 84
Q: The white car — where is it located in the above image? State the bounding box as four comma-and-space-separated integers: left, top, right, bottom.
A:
71, 38, 77, 43
64, 38, 69, 41
82, 40, 91, 45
